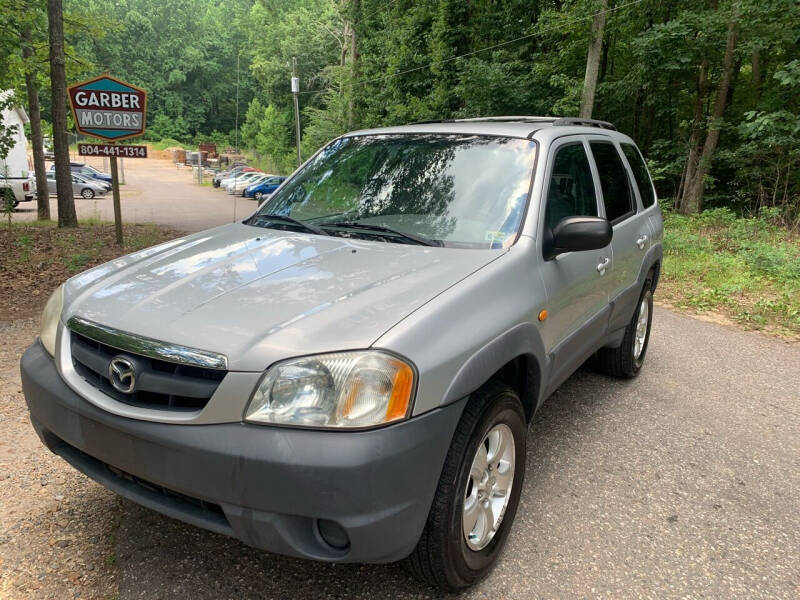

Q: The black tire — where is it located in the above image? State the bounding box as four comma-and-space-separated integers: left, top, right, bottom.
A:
255, 191, 263, 201
405, 382, 526, 591
81, 188, 95, 199
595, 284, 654, 378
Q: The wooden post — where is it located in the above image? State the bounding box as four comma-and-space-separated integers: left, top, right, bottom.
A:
109, 155, 123, 246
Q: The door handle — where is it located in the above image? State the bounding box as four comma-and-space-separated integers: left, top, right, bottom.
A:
636, 234, 648, 249
596, 257, 610, 275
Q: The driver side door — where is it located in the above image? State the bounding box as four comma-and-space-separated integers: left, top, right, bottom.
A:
537, 137, 612, 393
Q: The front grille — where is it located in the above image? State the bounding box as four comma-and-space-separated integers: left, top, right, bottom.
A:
70, 331, 226, 411
104, 462, 227, 521
43, 430, 231, 534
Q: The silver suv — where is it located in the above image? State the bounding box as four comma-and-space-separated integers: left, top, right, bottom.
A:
21, 117, 663, 590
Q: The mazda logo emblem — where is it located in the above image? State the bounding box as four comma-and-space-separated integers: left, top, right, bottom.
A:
108, 356, 136, 394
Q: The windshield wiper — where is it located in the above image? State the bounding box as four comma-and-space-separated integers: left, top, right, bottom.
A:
323, 221, 442, 247
248, 214, 328, 236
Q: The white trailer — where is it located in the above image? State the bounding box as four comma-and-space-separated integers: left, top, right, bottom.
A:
1, 90, 36, 207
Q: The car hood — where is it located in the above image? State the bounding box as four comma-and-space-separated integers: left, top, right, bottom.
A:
63, 223, 502, 371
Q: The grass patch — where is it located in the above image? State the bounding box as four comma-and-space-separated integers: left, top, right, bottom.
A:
148, 138, 190, 151
661, 207, 800, 339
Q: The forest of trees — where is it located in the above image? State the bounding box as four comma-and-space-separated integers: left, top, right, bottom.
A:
1, 0, 799, 224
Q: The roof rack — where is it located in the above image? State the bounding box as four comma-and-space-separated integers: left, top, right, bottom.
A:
408, 116, 558, 125
455, 116, 558, 123
551, 117, 617, 131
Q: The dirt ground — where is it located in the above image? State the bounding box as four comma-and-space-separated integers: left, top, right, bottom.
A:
1, 223, 181, 321
0, 319, 120, 599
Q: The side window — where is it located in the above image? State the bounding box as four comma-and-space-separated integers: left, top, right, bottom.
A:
620, 143, 655, 208
544, 143, 598, 230
589, 141, 635, 223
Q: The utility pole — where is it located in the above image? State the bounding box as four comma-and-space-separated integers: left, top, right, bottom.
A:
234, 50, 240, 154
292, 57, 301, 167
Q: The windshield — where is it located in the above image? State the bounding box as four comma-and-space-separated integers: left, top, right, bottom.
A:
252, 134, 536, 248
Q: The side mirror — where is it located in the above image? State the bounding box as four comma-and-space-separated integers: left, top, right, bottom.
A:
545, 216, 612, 260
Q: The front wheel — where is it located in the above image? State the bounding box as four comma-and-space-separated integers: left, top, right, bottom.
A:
254, 191, 263, 201
81, 188, 95, 199
405, 382, 526, 591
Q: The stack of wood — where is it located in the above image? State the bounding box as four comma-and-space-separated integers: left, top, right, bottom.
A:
198, 142, 217, 158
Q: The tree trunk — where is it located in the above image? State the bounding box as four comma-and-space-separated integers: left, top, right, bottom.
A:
579, 0, 608, 119
348, 0, 359, 130
751, 50, 761, 104
47, 0, 77, 227
678, 58, 708, 213
683, 17, 738, 214
21, 26, 50, 221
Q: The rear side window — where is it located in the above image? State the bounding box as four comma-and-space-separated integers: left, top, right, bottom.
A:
545, 143, 598, 230
589, 141, 635, 223
621, 143, 655, 208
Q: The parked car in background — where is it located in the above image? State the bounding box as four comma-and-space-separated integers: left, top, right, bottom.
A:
73, 164, 112, 185
21, 117, 663, 591
222, 171, 263, 193
0, 175, 35, 208
245, 176, 287, 201
229, 173, 269, 196
46, 171, 108, 198
213, 165, 255, 188
48, 163, 113, 186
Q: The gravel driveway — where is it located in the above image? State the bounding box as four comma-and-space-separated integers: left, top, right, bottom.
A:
12, 157, 257, 233
2, 308, 798, 599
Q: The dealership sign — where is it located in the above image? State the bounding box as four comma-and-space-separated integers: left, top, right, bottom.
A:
68, 75, 147, 141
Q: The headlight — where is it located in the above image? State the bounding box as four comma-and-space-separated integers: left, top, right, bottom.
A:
245, 351, 415, 429
40, 284, 64, 356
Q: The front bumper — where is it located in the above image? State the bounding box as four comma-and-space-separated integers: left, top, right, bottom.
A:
21, 341, 465, 562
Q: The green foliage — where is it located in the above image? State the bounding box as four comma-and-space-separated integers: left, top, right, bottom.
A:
66, 0, 257, 141
241, 98, 295, 173
661, 208, 800, 336
239, 0, 800, 226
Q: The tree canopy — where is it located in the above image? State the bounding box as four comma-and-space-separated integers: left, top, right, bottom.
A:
1, 0, 798, 223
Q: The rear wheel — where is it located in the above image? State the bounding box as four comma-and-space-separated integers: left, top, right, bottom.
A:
81, 188, 95, 199
405, 382, 526, 591
255, 191, 264, 201
595, 284, 654, 378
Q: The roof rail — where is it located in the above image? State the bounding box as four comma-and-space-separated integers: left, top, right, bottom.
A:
454, 116, 557, 123
408, 116, 558, 125
408, 119, 456, 125
551, 117, 617, 131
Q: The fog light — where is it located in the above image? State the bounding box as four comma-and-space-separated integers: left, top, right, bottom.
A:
318, 519, 350, 550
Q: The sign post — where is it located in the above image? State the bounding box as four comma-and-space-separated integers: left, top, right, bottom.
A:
68, 75, 147, 246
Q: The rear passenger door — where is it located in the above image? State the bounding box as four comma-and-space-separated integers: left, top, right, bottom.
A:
538, 137, 611, 389
587, 138, 646, 332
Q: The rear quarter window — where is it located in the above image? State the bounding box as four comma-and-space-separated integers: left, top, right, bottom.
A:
620, 143, 656, 208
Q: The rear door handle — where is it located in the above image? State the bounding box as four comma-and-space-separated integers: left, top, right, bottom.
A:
636, 235, 648, 249
596, 257, 610, 275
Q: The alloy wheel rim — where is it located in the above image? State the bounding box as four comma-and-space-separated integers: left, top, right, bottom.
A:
634, 297, 649, 360
463, 423, 515, 551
